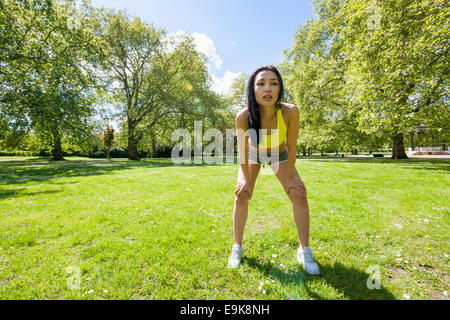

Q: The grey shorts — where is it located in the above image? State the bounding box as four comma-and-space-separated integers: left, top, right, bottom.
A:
248, 148, 288, 165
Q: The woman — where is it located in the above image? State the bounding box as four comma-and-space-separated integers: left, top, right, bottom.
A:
227, 65, 320, 275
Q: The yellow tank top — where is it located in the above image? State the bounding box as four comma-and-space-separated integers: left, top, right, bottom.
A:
258, 108, 287, 149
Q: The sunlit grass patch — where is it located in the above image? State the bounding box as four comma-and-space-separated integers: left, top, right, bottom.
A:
0, 156, 448, 299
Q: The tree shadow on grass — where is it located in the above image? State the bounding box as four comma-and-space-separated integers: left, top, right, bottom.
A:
245, 258, 396, 300
0, 188, 62, 201
300, 156, 450, 173
244, 257, 307, 299
0, 158, 176, 201
304, 262, 396, 300
0, 157, 234, 200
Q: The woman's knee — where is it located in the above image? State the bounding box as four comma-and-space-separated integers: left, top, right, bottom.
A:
288, 185, 307, 203
235, 190, 251, 204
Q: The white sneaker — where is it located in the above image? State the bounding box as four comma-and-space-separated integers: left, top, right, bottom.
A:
297, 247, 320, 275
227, 244, 244, 269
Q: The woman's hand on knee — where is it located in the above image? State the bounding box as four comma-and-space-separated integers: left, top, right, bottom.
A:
235, 181, 253, 200
287, 178, 306, 197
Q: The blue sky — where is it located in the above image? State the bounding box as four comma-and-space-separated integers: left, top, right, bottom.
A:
91, 0, 315, 94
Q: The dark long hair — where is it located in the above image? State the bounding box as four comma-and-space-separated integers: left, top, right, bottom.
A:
246, 65, 284, 147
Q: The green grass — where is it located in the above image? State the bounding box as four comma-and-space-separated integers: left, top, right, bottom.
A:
0, 156, 448, 300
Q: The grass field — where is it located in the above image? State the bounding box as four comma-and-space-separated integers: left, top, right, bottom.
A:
0, 156, 448, 300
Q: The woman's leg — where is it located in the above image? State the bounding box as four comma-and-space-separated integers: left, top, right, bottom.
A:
271, 161, 310, 249
233, 163, 261, 246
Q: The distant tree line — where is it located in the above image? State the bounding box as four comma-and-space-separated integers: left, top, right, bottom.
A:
1, 0, 448, 160
0, 0, 234, 160
279, 0, 449, 159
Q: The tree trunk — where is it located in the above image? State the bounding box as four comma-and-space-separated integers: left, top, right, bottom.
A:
151, 135, 157, 158
302, 146, 307, 156
107, 148, 111, 160
391, 132, 408, 159
128, 138, 139, 160
51, 129, 64, 161
409, 132, 415, 151
127, 118, 139, 160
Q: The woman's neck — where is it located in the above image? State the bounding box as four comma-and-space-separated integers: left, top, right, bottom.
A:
259, 104, 277, 121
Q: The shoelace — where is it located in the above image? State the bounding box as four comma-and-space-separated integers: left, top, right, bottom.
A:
231, 248, 241, 259
304, 251, 315, 263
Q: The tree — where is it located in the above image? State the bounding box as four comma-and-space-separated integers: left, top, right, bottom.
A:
101, 11, 163, 160
99, 124, 115, 159
339, 0, 449, 158
284, 0, 449, 158
138, 32, 226, 154
104, 12, 212, 160
228, 73, 248, 112
282, 1, 370, 156
102, 11, 223, 160
0, 0, 106, 160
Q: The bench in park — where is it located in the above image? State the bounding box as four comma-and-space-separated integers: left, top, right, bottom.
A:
373, 154, 384, 158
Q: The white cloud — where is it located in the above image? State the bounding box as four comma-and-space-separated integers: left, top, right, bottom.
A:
163, 30, 185, 53
165, 31, 222, 70
165, 31, 242, 96
210, 71, 243, 96
191, 32, 222, 70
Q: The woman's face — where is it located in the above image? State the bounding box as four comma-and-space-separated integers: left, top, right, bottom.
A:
253, 70, 280, 107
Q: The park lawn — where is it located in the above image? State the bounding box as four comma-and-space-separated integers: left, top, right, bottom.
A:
0, 156, 448, 300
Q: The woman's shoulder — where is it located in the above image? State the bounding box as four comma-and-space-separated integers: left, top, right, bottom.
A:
235, 107, 249, 128
280, 102, 299, 119
280, 102, 298, 112
236, 107, 249, 121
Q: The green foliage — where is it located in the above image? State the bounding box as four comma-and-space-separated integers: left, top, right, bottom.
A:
284, 0, 449, 156
228, 72, 248, 112
99, 124, 115, 159
0, 1, 241, 158
0, 0, 107, 159
0, 157, 448, 299
340, 0, 449, 135
101, 10, 232, 159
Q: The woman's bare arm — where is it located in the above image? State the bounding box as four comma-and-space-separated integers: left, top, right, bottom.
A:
236, 110, 250, 183
286, 105, 300, 180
